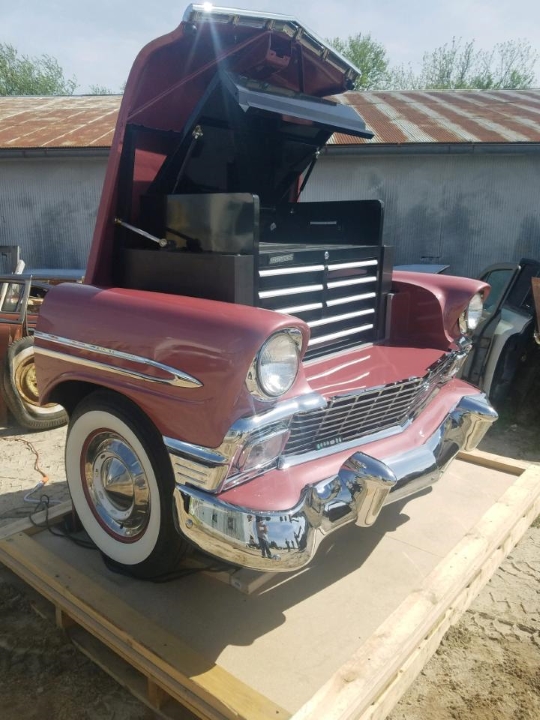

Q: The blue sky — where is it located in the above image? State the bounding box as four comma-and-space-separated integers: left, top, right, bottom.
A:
1, 1, 539, 93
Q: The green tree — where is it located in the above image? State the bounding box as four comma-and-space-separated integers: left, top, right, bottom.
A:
329, 33, 390, 90
0, 43, 77, 95
88, 84, 115, 95
390, 38, 538, 90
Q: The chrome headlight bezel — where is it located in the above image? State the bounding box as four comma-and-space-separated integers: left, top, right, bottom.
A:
459, 293, 484, 335
246, 329, 302, 401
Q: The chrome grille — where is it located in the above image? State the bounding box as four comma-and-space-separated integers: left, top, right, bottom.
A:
284, 354, 456, 457
257, 246, 381, 360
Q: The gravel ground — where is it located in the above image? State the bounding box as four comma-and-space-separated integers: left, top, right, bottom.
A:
0, 407, 539, 719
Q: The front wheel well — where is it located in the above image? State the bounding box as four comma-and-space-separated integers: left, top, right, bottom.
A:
48, 381, 146, 420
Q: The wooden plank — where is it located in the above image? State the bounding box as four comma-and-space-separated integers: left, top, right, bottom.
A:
291, 463, 540, 720
0, 501, 277, 596
55, 605, 76, 630
70, 626, 196, 720
457, 449, 529, 475
0, 531, 290, 720
0, 499, 73, 541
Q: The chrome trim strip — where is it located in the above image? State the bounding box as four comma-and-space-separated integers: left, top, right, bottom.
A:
307, 308, 374, 328
327, 260, 378, 271
326, 292, 376, 307
327, 277, 377, 289
259, 265, 324, 277
279, 302, 324, 314
184, 5, 361, 86
259, 283, 324, 299
165, 391, 327, 492
34, 331, 202, 388
279, 422, 405, 469
164, 438, 229, 467
309, 323, 373, 346
172, 393, 498, 572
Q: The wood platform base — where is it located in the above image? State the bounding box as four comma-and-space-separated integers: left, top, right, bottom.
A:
0, 452, 538, 720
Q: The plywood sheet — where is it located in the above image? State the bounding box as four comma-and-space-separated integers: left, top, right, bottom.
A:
33, 459, 518, 713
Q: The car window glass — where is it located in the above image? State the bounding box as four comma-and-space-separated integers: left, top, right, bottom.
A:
0, 282, 24, 313
482, 269, 513, 314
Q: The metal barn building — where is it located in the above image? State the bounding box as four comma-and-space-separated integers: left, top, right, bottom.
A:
0, 96, 116, 272
1, 91, 539, 276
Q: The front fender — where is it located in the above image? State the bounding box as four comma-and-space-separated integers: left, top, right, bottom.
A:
390, 271, 489, 348
34, 283, 310, 446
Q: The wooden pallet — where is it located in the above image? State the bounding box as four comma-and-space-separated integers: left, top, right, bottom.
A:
0, 451, 538, 720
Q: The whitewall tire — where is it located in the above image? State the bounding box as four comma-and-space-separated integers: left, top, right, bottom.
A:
66, 391, 188, 577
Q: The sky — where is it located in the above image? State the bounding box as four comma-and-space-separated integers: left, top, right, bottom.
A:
1, 0, 539, 93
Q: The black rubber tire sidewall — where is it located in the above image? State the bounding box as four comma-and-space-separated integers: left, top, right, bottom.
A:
2, 336, 68, 431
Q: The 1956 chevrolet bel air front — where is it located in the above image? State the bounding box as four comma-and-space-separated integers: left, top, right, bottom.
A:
34, 5, 497, 577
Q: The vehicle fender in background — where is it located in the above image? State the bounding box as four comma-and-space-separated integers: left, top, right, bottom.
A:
390, 271, 489, 349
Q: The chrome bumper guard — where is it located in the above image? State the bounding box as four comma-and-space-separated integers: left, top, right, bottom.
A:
172, 394, 497, 572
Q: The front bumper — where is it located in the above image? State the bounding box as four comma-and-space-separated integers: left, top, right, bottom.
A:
172, 393, 497, 572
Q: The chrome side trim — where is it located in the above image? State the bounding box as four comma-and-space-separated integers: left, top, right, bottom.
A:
172, 393, 498, 572
34, 331, 202, 388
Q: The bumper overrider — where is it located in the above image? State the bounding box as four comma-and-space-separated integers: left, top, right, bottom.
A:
170, 394, 497, 572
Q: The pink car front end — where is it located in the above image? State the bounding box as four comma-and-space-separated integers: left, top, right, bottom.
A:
34, 6, 497, 576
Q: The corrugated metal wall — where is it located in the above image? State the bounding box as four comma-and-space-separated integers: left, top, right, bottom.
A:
0, 156, 106, 271
303, 151, 540, 278
1, 150, 539, 279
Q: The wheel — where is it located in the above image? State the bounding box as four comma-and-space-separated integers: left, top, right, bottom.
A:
2, 336, 68, 431
65, 390, 189, 578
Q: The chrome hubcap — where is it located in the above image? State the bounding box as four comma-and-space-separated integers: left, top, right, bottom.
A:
83, 432, 150, 541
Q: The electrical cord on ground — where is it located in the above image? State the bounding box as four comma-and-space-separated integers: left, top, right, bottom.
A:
2, 436, 235, 581
28, 495, 97, 550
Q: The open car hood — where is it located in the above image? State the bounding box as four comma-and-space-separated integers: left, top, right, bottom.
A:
125, 5, 366, 129
86, 5, 372, 284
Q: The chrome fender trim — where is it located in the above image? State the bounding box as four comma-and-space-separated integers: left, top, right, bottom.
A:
34, 331, 202, 388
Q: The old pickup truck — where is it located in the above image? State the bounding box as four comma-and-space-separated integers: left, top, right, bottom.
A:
34, 5, 497, 578
0, 246, 83, 430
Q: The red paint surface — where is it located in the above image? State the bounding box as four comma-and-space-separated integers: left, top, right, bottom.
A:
304, 344, 443, 397
35, 283, 310, 447
390, 271, 489, 348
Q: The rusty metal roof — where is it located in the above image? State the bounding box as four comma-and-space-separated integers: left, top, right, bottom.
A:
331, 89, 540, 144
0, 96, 119, 149
1, 90, 540, 149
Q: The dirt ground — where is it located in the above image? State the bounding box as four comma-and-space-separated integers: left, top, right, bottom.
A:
0, 401, 539, 719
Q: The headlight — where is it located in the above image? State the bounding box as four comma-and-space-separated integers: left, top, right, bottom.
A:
459, 293, 484, 334
247, 330, 302, 400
